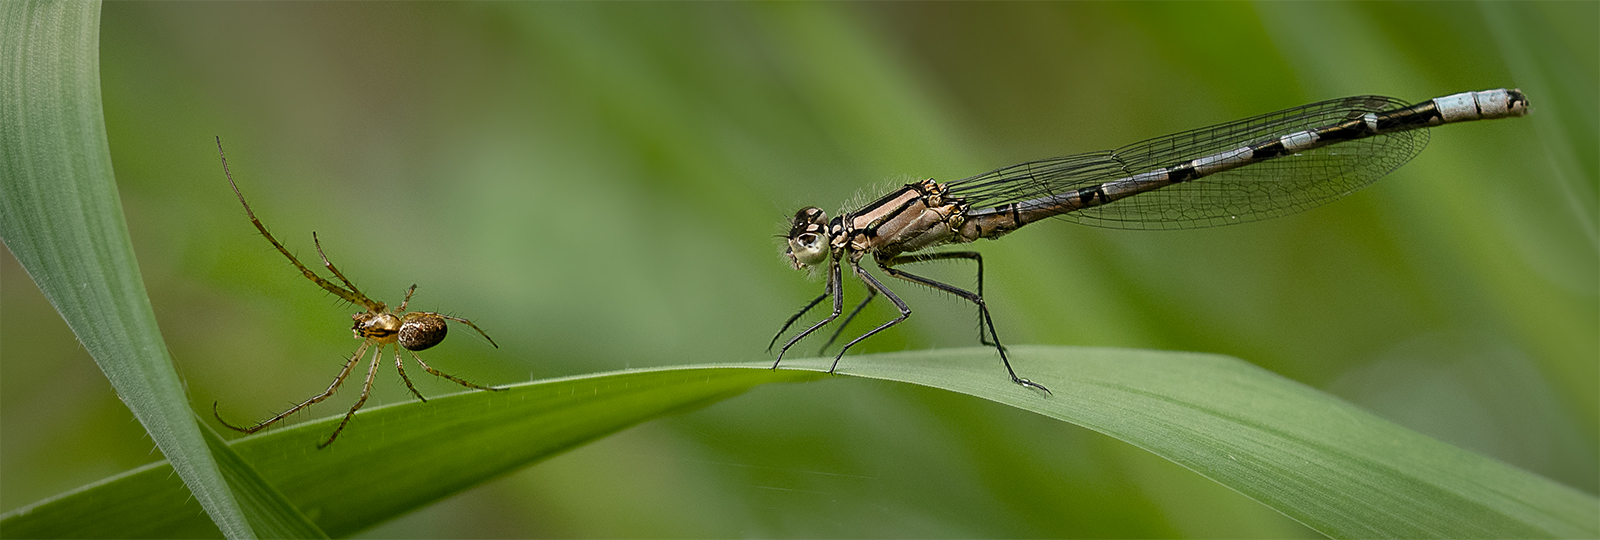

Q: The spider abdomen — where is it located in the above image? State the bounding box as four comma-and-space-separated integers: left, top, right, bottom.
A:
399, 313, 448, 351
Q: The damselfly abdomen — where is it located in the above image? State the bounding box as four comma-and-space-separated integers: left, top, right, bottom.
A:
770, 89, 1531, 395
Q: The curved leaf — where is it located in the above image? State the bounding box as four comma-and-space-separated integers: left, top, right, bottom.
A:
838, 347, 1599, 539
0, 2, 319, 537
1, 366, 824, 538
4, 348, 1593, 538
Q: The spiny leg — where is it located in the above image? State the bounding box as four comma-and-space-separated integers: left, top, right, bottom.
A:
398, 284, 418, 311
397, 283, 500, 348
819, 288, 876, 355
975, 294, 1049, 395
215, 137, 378, 311
879, 255, 1050, 395
768, 292, 828, 352
214, 340, 372, 434
311, 232, 381, 310
411, 352, 501, 391
829, 261, 912, 372
394, 345, 428, 402
436, 314, 500, 349
318, 344, 385, 448
773, 260, 845, 367
889, 251, 996, 347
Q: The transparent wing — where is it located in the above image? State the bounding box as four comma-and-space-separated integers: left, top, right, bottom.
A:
948, 95, 1430, 230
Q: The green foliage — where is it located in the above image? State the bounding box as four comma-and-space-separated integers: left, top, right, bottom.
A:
5, 351, 1594, 538
2, 367, 822, 538
3, 2, 1594, 538
0, 2, 320, 538
200, 423, 327, 539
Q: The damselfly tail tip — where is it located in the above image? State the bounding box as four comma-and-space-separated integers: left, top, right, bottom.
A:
1506, 88, 1531, 117
1487, 88, 1531, 118
1443, 88, 1531, 120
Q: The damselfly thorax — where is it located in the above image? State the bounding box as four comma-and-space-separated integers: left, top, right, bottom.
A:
770, 89, 1531, 395
787, 180, 971, 266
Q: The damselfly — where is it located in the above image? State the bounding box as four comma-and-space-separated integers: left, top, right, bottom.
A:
770, 88, 1530, 395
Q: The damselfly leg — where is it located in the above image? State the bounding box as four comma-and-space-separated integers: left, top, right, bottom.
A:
770, 259, 843, 367
828, 260, 912, 370
767, 292, 829, 353
818, 289, 875, 355
817, 252, 994, 354
878, 254, 1045, 393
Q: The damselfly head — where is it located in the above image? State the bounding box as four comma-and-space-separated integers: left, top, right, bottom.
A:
785, 206, 830, 269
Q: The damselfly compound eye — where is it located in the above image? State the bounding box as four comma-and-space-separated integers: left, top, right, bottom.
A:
784, 207, 831, 268
209, 137, 503, 449
788, 232, 829, 267
788, 207, 827, 232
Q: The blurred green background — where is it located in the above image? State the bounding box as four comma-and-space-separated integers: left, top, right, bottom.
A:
3, 2, 1594, 537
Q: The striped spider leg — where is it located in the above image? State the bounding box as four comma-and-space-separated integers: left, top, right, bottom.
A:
210, 137, 502, 448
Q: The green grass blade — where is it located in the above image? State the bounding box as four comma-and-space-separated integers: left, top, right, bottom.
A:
833, 347, 1599, 539
201, 422, 328, 540
5, 349, 1592, 538
1, 367, 826, 538
0, 2, 321, 538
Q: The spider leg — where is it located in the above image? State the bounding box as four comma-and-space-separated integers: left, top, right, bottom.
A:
394, 344, 428, 402
214, 339, 372, 434
428, 313, 499, 348
311, 232, 384, 312
318, 343, 385, 448
216, 137, 380, 312
411, 351, 501, 391
398, 284, 418, 312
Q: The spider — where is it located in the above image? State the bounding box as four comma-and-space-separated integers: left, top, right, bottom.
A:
210, 137, 502, 448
